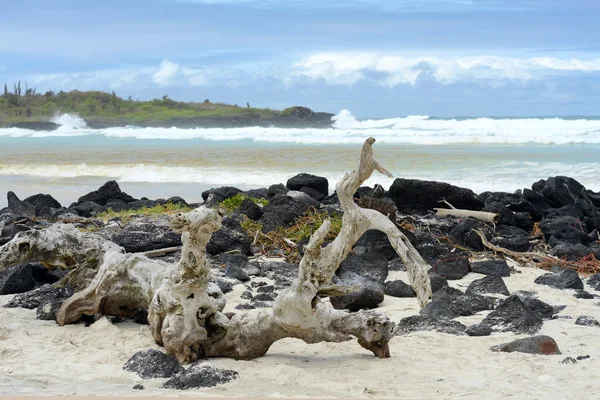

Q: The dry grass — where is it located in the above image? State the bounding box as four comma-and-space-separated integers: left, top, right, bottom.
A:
95, 203, 192, 223
538, 253, 600, 276
240, 208, 343, 262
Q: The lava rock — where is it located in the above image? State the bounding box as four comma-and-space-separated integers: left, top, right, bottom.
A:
561, 357, 577, 364
511, 212, 533, 233
448, 219, 489, 251
432, 256, 470, 280
384, 279, 415, 298
481, 295, 543, 334
256, 285, 274, 293
7, 191, 36, 218
329, 272, 385, 311
286, 190, 321, 210
3, 284, 74, 309
471, 259, 510, 277
77, 180, 136, 206
491, 225, 532, 253
123, 349, 184, 379
534, 269, 584, 290
589, 273, 600, 291
388, 178, 483, 214
235, 303, 256, 310
465, 324, 492, 337
240, 261, 261, 277
490, 335, 561, 355
107, 217, 182, 253
252, 293, 275, 302
206, 227, 251, 256
552, 243, 597, 261
163, 362, 238, 390
23, 193, 62, 216
224, 263, 250, 282
450, 293, 496, 316
36, 297, 65, 321
429, 274, 449, 293
237, 198, 263, 220
211, 278, 232, 294
259, 261, 298, 288
259, 194, 306, 233
337, 253, 388, 283
573, 290, 595, 299
133, 384, 145, 390
217, 253, 248, 266
70, 201, 107, 218
240, 290, 253, 300
286, 173, 329, 200
466, 275, 510, 296
483, 201, 516, 226
575, 315, 600, 327
201, 186, 243, 202
540, 216, 591, 245
395, 315, 467, 336
0, 263, 36, 295
267, 183, 289, 197
245, 188, 269, 199
299, 186, 325, 201
353, 230, 399, 261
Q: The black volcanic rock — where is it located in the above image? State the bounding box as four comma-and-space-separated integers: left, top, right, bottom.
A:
123, 349, 183, 379
471, 260, 510, 277
0, 263, 36, 295
286, 173, 329, 200
481, 295, 543, 334
387, 178, 483, 214
466, 275, 510, 296
534, 269, 584, 290
77, 180, 136, 206
7, 191, 35, 218
23, 193, 62, 216
163, 362, 238, 390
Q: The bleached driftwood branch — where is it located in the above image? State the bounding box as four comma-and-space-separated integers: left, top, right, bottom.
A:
434, 208, 499, 223
0, 137, 431, 363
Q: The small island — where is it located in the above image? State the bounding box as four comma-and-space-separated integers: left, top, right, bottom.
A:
0, 82, 335, 130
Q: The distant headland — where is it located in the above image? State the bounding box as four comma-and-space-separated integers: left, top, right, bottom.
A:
0, 82, 335, 130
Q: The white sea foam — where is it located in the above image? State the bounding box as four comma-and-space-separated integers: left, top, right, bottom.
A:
1, 111, 599, 145
2, 161, 599, 193
50, 113, 88, 130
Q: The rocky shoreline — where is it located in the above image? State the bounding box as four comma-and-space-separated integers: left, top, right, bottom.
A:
1, 173, 600, 390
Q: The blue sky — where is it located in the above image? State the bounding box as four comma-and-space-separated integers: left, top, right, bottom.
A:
1, 0, 599, 117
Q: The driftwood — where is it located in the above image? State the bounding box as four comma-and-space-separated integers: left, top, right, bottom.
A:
434, 208, 499, 223
434, 199, 499, 223
473, 229, 561, 264
0, 137, 432, 363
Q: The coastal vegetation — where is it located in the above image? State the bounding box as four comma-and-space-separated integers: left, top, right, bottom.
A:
0, 82, 333, 128
219, 193, 269, 213
95, 203, 192, 223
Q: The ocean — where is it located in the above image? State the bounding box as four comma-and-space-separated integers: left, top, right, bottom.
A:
1, 111, 599, 208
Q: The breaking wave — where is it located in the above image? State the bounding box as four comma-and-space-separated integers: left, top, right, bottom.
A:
1, 111, 599, 145
2, 161, 599, 194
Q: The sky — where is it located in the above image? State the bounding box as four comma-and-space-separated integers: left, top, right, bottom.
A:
1, 0, 599, 117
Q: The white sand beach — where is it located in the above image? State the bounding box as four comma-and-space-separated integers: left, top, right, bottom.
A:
1, 266, 599, 399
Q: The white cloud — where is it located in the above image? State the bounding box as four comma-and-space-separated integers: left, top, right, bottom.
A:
291, 53, 600, 86
152, 59, 182, 86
